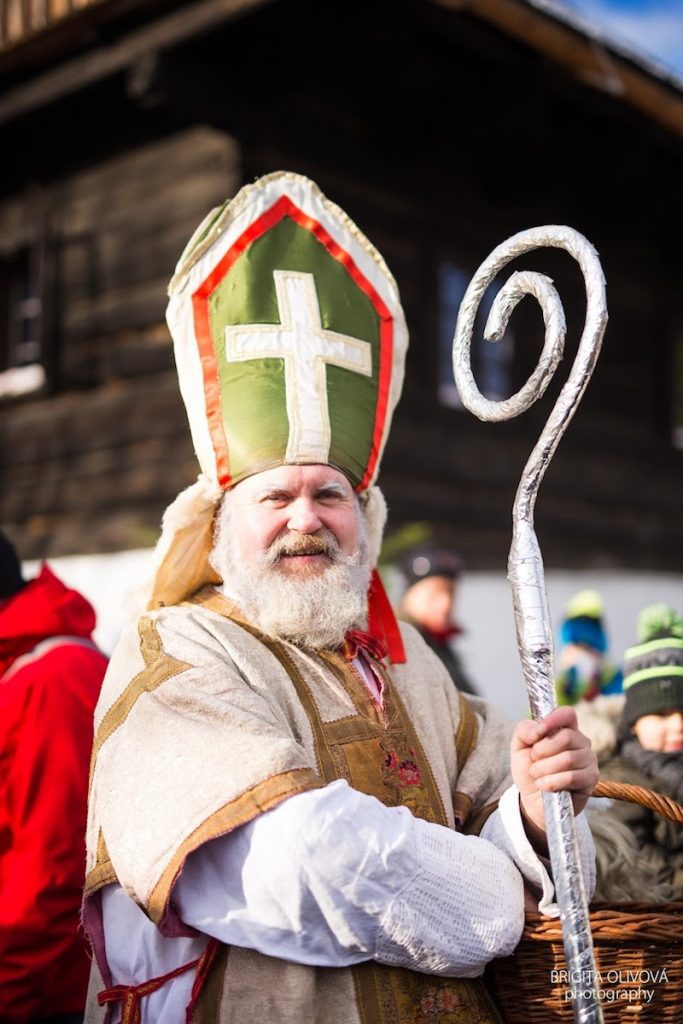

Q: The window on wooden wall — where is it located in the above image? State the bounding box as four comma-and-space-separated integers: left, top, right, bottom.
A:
438, 261, 514, 408
0, 241, 48, 399
673, 327, 683, 450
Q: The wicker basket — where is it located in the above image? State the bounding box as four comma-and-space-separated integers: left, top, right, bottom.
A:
488, 780, 683, 1022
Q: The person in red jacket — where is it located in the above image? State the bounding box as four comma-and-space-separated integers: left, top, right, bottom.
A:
0, 532, 107, 1024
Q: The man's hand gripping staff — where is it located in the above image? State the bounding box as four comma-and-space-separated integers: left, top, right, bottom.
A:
512, 706, 599, 852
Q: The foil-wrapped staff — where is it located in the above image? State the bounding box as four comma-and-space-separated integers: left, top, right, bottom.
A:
452, 226, 607, 1024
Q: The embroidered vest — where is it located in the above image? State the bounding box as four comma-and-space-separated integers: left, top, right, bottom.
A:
189, 609, 503, 1024
92, 597, 503, 1024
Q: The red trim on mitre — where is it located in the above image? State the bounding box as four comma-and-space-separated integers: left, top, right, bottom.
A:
190, 193, 394, 490
367, 569, 406, 664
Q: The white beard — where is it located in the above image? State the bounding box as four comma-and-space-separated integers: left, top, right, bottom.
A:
210, 497, 371, 650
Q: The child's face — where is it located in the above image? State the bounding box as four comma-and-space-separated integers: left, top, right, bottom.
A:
402, 575, 456, 634
633, 710, 683, 753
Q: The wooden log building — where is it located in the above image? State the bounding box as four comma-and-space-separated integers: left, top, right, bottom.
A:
1, 0, 682, 577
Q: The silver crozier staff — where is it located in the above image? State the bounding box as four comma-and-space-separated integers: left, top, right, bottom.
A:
452, 226, 607, 1024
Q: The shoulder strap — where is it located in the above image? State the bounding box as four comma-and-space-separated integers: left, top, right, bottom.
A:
2, 634, 102, 684
454, 690, 479, 770
453, 692, 491, 832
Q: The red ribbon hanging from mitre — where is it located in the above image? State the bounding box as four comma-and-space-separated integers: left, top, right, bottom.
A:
366, 568, 406, 664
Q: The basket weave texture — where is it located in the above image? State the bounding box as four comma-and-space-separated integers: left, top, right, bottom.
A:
488, 780, 683, 1023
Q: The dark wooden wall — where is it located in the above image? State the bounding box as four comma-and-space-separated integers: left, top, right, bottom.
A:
0, 128, 239, 555
0, 0, 681, 572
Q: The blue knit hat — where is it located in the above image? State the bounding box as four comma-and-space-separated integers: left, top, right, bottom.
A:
560, 590, 607, 654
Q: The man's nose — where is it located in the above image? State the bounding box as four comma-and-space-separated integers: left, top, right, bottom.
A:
286, 498, 323, 534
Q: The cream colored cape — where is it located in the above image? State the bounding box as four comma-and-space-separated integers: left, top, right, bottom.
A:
84, 587, 512, 1023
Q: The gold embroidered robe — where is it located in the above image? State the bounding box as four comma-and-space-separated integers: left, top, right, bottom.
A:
84, 588, 513, 1024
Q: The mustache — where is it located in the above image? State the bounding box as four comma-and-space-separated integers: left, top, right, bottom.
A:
266, 530, 340, 564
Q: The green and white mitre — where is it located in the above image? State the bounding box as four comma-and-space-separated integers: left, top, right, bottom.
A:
166, 171, 408, 492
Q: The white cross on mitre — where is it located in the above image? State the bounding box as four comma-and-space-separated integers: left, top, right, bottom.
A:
224, 270, 373, 463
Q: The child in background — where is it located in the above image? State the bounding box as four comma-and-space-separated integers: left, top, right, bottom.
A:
556, 589, 622, 706
595, 604, 683, 897
397, 544, 477, 695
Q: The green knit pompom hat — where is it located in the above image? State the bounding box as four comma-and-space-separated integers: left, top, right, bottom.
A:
623, 604, 683, 727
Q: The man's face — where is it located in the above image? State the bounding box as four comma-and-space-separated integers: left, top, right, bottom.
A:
211, 464, 369, 648
230, 464, 360, 576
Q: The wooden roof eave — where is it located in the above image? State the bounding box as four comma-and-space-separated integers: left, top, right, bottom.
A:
431, 0, 683, 139
0, 0, 275, 126
2, 0, 683, 139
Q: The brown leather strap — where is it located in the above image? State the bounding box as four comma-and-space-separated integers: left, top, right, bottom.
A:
454, 690, 478, 769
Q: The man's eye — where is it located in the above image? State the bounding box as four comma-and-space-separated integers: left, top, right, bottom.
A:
261, 494, 289, 507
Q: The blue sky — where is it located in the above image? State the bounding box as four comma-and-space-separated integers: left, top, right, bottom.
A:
555, 0, 683, 77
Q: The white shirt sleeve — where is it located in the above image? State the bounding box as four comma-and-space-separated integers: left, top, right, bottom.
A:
174, 779, 525, 978
481, 785, 597, 916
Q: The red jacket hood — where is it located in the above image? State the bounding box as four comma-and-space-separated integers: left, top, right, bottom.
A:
0, 565, 98, 676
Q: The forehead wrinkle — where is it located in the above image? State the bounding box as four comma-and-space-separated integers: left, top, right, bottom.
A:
248, 478, 352, 502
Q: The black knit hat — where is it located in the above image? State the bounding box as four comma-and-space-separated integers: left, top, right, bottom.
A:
623, 604, 683, 727
0, 531, 26, 600
400, 545, 464, 589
